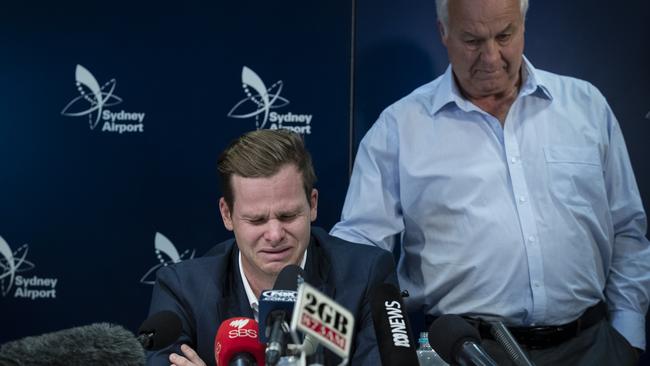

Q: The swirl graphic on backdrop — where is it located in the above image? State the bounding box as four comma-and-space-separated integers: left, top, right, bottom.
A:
61, 64, 123, 129
140, 232, 196, 285
0, 236, 35, 297
227, 66, 290, 129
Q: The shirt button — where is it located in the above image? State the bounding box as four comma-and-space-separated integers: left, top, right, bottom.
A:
519, 196, 527, 203
510, 157, 518, 164
534, 282, 541, 288
528, 236, 536, 243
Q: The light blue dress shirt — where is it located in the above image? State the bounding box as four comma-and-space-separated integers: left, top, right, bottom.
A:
331, 57, 650, 350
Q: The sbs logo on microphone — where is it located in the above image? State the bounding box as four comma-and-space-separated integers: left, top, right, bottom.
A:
228, 318, 257, 339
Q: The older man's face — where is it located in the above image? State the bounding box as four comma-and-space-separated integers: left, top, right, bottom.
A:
440, 0, 525, 99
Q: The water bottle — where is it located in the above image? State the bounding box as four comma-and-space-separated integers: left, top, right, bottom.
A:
416, 331, 448, 366
276, 355, 300, 366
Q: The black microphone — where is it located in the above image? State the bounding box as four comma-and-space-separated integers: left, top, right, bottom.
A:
0, 323, 145, 366
428, 314, 497, 366
262, 264, 304, 366
274, 264, 304, 291
137, 310, 183, 351
369, 283, 419, 366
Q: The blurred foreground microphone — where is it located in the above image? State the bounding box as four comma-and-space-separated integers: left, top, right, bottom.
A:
137, 310, 182, 351
428, 314, 497, 366
0, 323, 144, 366
259, 265, 303, 365
214, 317, 265, 366
369, 283, 419, 366
489, 321, 534, 366
290, 280, 355, 363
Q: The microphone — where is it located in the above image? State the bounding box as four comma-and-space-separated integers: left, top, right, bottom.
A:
274, 264, 305, 291
137, 310, 182, 351
259, 264, 303, 365
369, 283, 419, 366
290, 280, 355, 361
428, 314, 497, 366
214, 317, 265, 366
0, 323, 145, 366
489, 321, 534, 366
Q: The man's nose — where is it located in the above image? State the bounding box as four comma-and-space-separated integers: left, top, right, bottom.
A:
480, 40, 501, 65
264, 220, 285, 244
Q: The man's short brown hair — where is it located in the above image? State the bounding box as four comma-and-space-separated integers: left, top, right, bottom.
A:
217, 129, 317, 210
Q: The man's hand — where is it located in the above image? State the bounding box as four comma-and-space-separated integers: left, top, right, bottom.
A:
169, 344, 206, 366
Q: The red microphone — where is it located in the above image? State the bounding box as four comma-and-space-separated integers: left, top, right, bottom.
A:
214, 317, 265, 366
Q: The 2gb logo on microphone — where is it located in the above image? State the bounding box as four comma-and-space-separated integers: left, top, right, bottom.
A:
303, 292, 350, 337
291, 282, 354, 358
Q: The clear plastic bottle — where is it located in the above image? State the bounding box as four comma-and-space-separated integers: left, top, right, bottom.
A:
416, 331, 449, 366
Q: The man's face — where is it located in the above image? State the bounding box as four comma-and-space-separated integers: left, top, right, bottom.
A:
219, 164, 317, 283
440, 0, 525, 99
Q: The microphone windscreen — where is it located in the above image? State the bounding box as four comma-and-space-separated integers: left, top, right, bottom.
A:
369, 283, 419, 366
427, 314, 481, 364
138, 310, 182, 350
273, 264, 305, 291
214, 317, 265, 366
0, 323, 144, 366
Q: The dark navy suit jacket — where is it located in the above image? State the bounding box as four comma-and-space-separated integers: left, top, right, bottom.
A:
145, 227, 398, 365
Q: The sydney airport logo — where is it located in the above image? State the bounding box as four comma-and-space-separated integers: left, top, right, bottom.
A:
0, 235, 59, 300
140, 232, 196, 285
61, 64, 145, 134
227, 66, 313, 134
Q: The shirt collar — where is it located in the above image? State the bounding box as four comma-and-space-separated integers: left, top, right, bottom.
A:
430, 55, 552, 116
238, 248, 308, 322
519, 55, 553, 100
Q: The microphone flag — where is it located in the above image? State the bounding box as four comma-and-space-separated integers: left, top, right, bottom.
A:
290, 281, 354, 359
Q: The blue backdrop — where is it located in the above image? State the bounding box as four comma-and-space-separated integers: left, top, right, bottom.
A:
1, 1, 648, 364
0, 0, 351, 342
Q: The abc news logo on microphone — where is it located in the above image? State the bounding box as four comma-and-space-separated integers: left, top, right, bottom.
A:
383, 299, 410, 347
291, 282, 354, 358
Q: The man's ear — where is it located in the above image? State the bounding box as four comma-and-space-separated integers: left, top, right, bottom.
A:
219, 197, 234, 231
438, 20, 449, 46
309, 188, 318, 222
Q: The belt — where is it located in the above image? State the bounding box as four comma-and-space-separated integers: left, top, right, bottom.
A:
425, 301, 607, 350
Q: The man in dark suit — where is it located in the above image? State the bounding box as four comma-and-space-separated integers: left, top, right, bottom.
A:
146, 129, 398, 366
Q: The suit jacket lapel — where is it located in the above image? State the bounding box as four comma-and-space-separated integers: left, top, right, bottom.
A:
304, 234, 335, 299
218, 245, 255, 321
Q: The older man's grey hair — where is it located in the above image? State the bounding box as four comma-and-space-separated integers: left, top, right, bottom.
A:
436, 0, 529, 33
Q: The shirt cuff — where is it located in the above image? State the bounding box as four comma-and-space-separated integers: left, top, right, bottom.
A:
609, 309, 646, 351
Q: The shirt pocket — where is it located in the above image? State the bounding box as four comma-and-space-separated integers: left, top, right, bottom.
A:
543, 146, 606, 208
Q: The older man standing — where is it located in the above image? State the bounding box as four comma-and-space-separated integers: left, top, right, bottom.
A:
331, 0, 649, 364
146, 130, 398, 366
